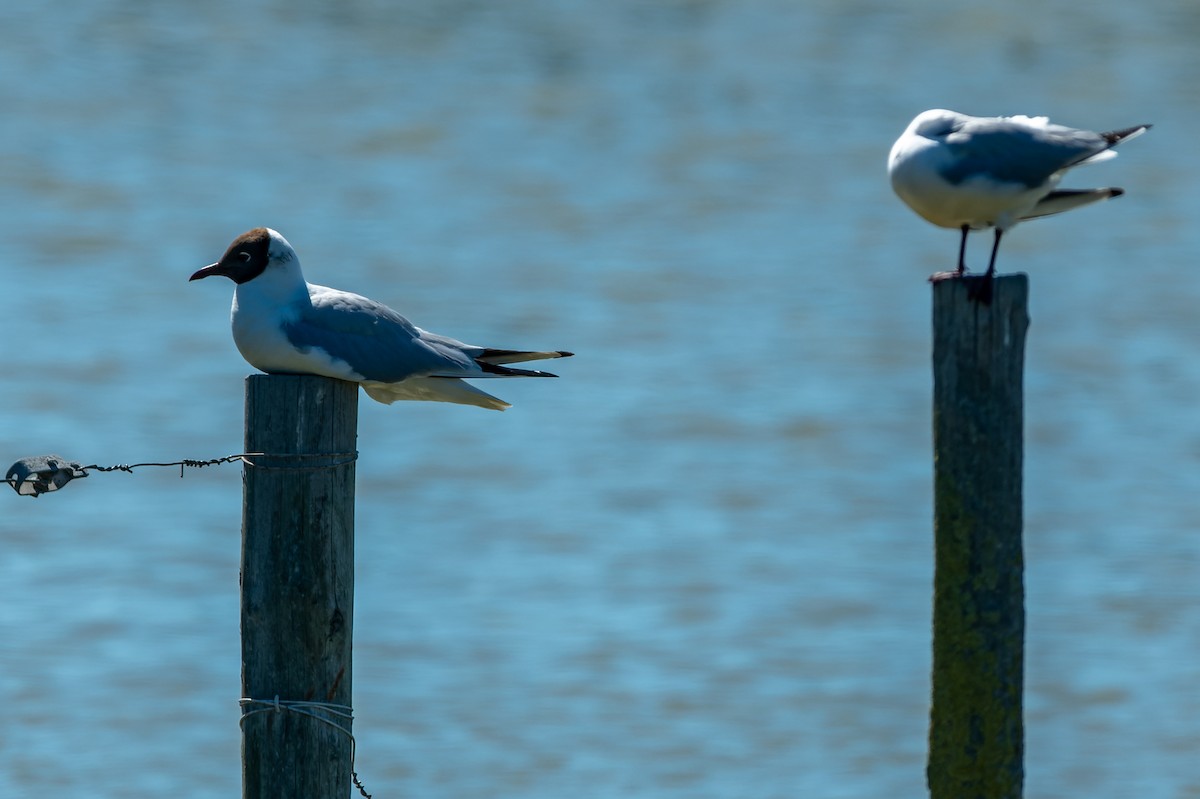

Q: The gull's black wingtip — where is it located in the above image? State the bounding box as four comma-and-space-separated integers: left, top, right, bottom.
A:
1102, 123, 1151, 145
478, 361, 562, 378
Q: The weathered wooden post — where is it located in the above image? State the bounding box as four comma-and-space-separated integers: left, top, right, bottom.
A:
929, 275, 1028, 799
240, 374, 358, 799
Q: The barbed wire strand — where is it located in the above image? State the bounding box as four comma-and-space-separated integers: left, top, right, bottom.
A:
82, 453, 260, 478
4, 451, 361, 495
241, 452, 359, 471
0, 454, 258, 489
239, 697, 371, 798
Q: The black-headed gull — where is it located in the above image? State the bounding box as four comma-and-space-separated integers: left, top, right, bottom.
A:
889, 109, 1149, 299
190, 228, 572, 411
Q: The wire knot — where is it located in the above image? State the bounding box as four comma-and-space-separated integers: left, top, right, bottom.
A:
238, 696, 370, 797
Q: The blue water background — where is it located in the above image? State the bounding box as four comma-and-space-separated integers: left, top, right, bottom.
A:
2, 1, 1198, 797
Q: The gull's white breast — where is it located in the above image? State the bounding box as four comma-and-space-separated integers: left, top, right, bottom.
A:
230, 290, 364, 381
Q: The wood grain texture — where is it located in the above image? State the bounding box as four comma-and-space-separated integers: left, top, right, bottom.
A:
241, 374, 358, 799
929, 276, 1029, 799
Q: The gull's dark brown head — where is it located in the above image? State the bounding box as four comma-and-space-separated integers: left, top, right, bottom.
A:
189, 227, 275, 284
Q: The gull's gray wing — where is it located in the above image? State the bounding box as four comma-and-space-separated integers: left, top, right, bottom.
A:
940, 120, 1110, 188
282, 286, 478, 382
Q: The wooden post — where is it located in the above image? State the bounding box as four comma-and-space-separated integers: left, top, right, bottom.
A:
241, 374, 358, 799
929, 276, 1028, 799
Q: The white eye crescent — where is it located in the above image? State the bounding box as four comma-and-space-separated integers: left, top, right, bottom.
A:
238, 252, 251, 262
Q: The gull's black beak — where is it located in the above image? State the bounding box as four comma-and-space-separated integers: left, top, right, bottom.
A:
189, 262, 226, 281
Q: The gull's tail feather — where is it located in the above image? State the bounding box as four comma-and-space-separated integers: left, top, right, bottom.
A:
359, 348, 573, 410
362, 377, 511, 411
476, 348, 574, 365
1021, 188, 1123, 221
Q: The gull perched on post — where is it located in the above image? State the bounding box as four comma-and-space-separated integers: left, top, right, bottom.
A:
190, 228, 572, 410
888, 109, 1149, 300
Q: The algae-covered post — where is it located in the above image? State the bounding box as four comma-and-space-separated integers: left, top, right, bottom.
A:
929, 275, 1029, 799
240, 374, 358, 799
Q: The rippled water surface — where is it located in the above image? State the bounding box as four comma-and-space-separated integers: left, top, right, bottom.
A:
2, 1, 1199, 797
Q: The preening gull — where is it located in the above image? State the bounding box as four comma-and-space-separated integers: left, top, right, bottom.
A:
888, 109, 1149, 300
190, 228, 572, 410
